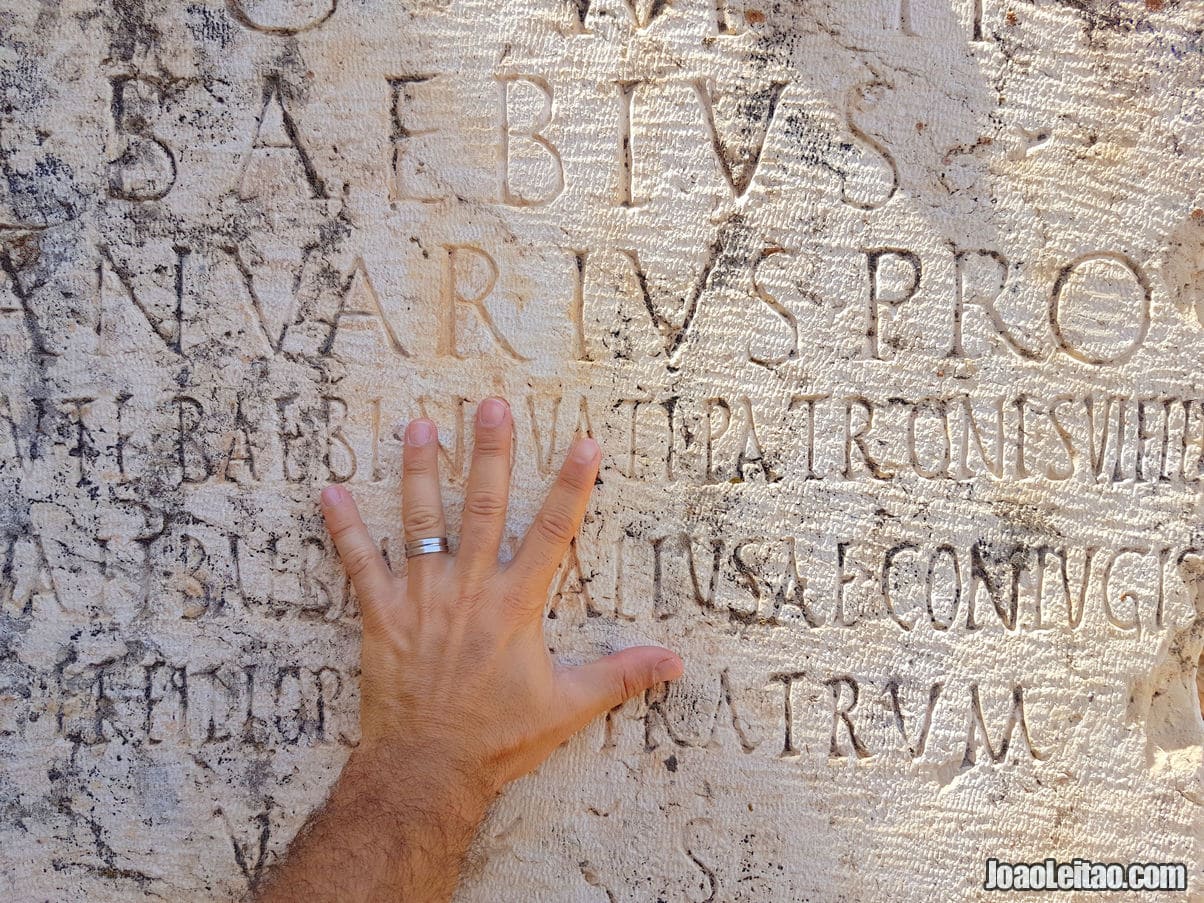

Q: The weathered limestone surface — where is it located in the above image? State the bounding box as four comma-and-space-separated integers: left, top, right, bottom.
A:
1, 0, 1202, 899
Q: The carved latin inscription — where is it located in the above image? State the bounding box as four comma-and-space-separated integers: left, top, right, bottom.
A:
2, 2, 1201, 900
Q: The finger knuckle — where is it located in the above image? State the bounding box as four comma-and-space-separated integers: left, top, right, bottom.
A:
404, 450, 437, 475
326, 519, 358, 543
465, 491, 507, 520
535, 507, 578, 546
405, 506, 443, 536
341, 544, 379, 577
459, 582, 497, 613
559, 464, 595, 493
501, 586, 535, 614
473, 432, 511, 456
614, 669, 642, 706
460, 581, 487, 603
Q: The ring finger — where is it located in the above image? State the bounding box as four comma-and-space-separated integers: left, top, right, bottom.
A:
402, 417, 450, 589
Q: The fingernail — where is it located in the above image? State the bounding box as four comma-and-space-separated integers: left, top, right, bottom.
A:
653, 656, 683, 683
321, 485, 346, 506
406, 419, 434, 446
478, 398, 507, 428
571, 437, 600, 464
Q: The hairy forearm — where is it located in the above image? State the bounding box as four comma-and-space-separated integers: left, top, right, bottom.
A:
256, 745, 494, 903
263, 410, 682, 900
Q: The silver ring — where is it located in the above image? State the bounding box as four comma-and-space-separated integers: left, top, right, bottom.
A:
405, 537, 450, 558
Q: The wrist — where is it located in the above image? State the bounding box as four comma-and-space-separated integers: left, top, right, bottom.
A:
341, 739, 498, 822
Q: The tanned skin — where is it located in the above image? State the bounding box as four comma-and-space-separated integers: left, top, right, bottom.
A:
255, 396, 684, 902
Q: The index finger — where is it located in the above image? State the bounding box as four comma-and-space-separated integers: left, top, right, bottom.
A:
320, 485, 395, 622
504, 437, 600, 604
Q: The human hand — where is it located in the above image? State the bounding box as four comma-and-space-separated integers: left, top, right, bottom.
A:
258, 397, 682, 902
258, 397, 683, 903
321, 394, 683, 797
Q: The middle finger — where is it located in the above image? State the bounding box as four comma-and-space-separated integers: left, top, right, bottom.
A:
401, 417, 450, 591
457, 397, 512, 583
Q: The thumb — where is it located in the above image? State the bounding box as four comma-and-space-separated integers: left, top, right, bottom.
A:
559, 646, 684, 727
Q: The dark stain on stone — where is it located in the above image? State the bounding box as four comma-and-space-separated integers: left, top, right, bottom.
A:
108, 0, 165, 64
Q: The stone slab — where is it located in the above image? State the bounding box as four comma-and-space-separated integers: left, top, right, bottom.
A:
0, 0, 1202, 899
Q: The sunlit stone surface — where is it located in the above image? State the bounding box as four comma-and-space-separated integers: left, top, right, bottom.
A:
0, 1, 1201, 899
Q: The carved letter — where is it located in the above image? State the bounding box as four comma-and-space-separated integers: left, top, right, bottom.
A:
1101, 547, 1149, 630
843, 397, 893, 480
109, 76, 177, 201
240, 77, 327, 200
963, 685, 1043, 765
882, 543, 920, 631
387, 75, 444, 203
748, 247, 798, 367
568, 0, 670, 32
887, 681, 943, 757
826, 676, 871, 759
1050, 252, 1151, 366
224, 244, 312, 355
615, 80, 644, 207
98, 245, 187, 354
175, 396, 213, 484
950, 249, 1040, 359
862, 249, 920, 360
439, 246, 529, 360
323, 258, 408, 357
227, 0, 337, 35
498, 76, 564, 207
693, 78, 786, 199
842, 83, 899, 211
772, 671, 807, 757
619, 244, 719, 364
